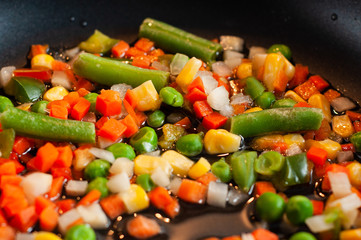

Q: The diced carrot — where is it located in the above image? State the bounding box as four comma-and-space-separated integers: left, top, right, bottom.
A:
49, 104, 69, 120
346, 110, 361, 122
202, 112, 228, 130
74, 76, 95, 92
293, 101, 312, 108
341, 143, 355, 152
56, 199, 76, 214
0, 209, 7, 225
63, 91, 81, 108
196, 172, 218, 186
252, 228, 279, 240
308, 75, 329, 92
322, 164, 350, 191
77, 189, 102, 207
294, 80, 320, 100
96, 89, 122, 116
132, 55, 153, 69
125, 47, 146, 58
324, 89, 341, 102
314, 119, 331, 141
47, 176, 65, 201
77, 87, 90, 97
0, 161, 16, 176
122, 114, 139, 138
177, 179, 207, 204
70, 97, 91, 120
185, 87, 208, 104
29, 44, 48, 58
34, 195, 56, 215
126, 215, 161, 239
187, 76, 205, 93
0, 225, 15, 240
148, 187, 180, 218
34, 142, 59, 172
232, 103, 247, 115
111, 40, 130, 58
134, 38, 155, 53
288, 63, 309, 89
97, 118, 127, 141
203, 237, 220, 240
222, 236, 242, 240
123, 99, 138, 124
273, 69, 289, 93
0, 175, 22, 189
13, 69, 52, 82
314, 161, 331, 179
26, 157, 37, 171
0, 184, 28, 217
135, 111, 147, 126
10, 205, 38, 232
51, 167, 72, 180
95, 116, 110, 130
353, 121, 361, 132
254, 181, 276, 198
124, 89, 138, 109
99, 194, 126, 219
149, 48, 165, 57
307, 146, 328, 166
54, 145, 73, 168
12, 136, 34, 155
193, 100, 213, 119
47, 99, 71, 111
311, 199, 324, 215
39, 205, 59, 231
174, 117, 192, 129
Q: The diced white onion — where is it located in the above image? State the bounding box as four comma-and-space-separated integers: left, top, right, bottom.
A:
196, 70, 218, 94
58, 208, 82, 234
207, 86, 230, 111
0, 66, 16, 88
151, 61, 170, 72
15, 233, 34, 240
224, 58, 243, 71
77, 203, 110, 229
328, 193, 361, 213
169, 177, 182, 195
330, 97, 357, 112
227, 187, 248, 206
65, 180, 88, 197
328, 172, 352, 199
20, 172, 52, 204
251, 53, 267, 76
107, 172, 131, 193
305, 214, 334, 233
223, 50, 244, 60
285, 144, 302, 156
97, 136, 117, 149
336, 150, 354, 163
51, 70, 72, 90
207, 181, 228, 208
211, 61, 233, 77
219, 104, 234, 118
248, 46, 267, 59
170, 53, 189, 75
230, 93, 253, 105
64, 46, 80, 59
220, 35, 244, 52
241, 233, 255, 240
110, 83, 133, 99
342, 209, 359, 229
151, 167, 170, 188
89, 147, 115, 163
109, 157, 134, 177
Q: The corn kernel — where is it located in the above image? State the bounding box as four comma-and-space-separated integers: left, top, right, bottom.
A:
340, 228, 361, 240
204, 129, 242, 154
305, 139, 342, 160
43, 86, 69, 102
131, 80, 161, 111
31, 53, 54, 70
161, 150, 194, 177
176, 57, 202, 92
283, 133, 305, 149
346, 162, 361, 189
244, 107, 263, 113
34, 232, 62, 240
134, 154, 173, 177
188, 157, 211, 179
308, 93, 332, 122
284, 90, 306, 103
118, 184, 149, 214
236, 62, 252, 79
332, 115, 355, 138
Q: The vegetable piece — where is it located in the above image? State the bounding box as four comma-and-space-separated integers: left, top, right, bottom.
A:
147, 110, 166, 128
202, 112, 228, 130
207, 181, 228, 208
211, 158, 232, 183
43, 86, 69, 102
272, 98, 297, 108
286, 195, 313, 225
332, 115, 355, 138
0, 96, 13, 113
86, 177, 108, 199
306, 146, 328, 166
254, 151, 285, 176
65, 224, 96, 240
126, 215, 161, 239
39, 205, 58, 231
170, 53, 189, 75
71, 97, 90, 120
193, 100, 213, 119
0, 128, 15, 158
308, 93, 332, 122
340, 229, 361, 240
255, 91, 276, 109
0, 107, 95, 143
227, 107, 323, 138
133, 155, 172, 177
111, 40, 130, 58
34, 142, 59, 172
158, 123, 186, 150
84, 159, 111, 180
176, 133, 203, 157
351, 131, 361, 152
131, 80, 162, 111
161, 150, 194, 177
204, 129, 241, 154
31, 100, 49, 114
72, 53, 169, 92
229, 151, 257, 193
139, 18, 223, 63
106, 143, 136, 160
289, 232, 317, 240
21, 172, 53, 204
78, 30, 118, 54
254, 181, 276, 197
267, 44, 292, 60
177, 179, 207, 204
118, 184, 149, 213
10, 77, 46, 103
252, 228, 279, 240
159, 86, 184, 107
96, 89, 122, 117
65, 180, 88, 197
97, 118, 126, 142
129, 126, 158, 154
176, 57, 203, 92
99, 194, 126, 219
34, 232, 62, 240
244, 76, 265, 99
148, 186, 180, 218
10, 205, 38, 232
136, 174, 155, 192
107, 172, 130, 193
31, 54, 54, 70
255, 192, 286, 222
188, 157, 211, 180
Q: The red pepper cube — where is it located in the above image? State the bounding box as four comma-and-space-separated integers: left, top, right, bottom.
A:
306, 146, 328, 166
294, 80, 320, 100
185, 88, 207, 104
202, 112, 228, 130
96, 90, 122, 117
308, 75, 330, 92
193, 100, 213, 119
71, 97, 91, 120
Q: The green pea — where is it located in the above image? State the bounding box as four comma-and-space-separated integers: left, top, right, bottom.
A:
87, 177, 109, 198
147, 110, 166, 128
211, 158, 232, 183
136, 174, 155, 192
256, 192, 286, 222
255, 91, 276, 109
30, 100, 49, 114
267, 44, 292, 60
289, 232, 317, 240
0, 96, 14, 113
65, 224, 96, 240
176, 133, 203, 157
106, 143, 136, 160
159, 86, 184, 107
83, 92, 98, 112
129, 126, 158, 154
84, 159, 111, 180
254, 151, 285, 176
272, 98, 296, 108
286, 195, 313, 225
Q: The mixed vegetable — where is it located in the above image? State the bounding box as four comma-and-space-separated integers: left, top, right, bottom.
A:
0, 17, 361, 240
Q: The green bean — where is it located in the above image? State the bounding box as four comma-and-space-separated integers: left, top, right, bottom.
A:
30, 100, 49, 114
0, 107, 95, 143
272, 98, 297, 108
255, 91, 276, 109
72, 52, 169, 92
244, 77, 265, 99
0, 96, 13, 113
0, 128, 15, 158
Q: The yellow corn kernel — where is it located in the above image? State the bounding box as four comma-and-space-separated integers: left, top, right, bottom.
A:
244, 107, 263, 113
31, 53, 54, 70
134, 154, 173, 177
283, 133, 305, 149
346, 161, 361, 189
34, 232, 62, 240
131, 80, 161, 111
340, 228, 361, 240
176, 57, 203, 92
188, 157, 211, 179
161, 150, 194, 177
118, 184, 149, 214
308, 93, 332, 122
204, 129, 242, 154
305, 139, 342, 160
332, 115, 355, 138
236, 62, 252, 79
284, 90, 306, 103
43, 86, 69, 102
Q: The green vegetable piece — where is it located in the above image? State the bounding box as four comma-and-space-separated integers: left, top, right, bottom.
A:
254, 151, 285, 176
289, 232, 317, 240
351, 131, 361, 152
139, 18, 223, 63
272, 98, 296, 108
129, 126, 158, 154
255, 91, 276, 109
176, 133, 203, 157
106, 143, 136, 160
78, 30, 119, 54
170, 53, 189, 74
30, 100, 49, 114
159, 86, 184, 107
0, 96, 13, 113
84, 159, 111, 180
147, 110, 166, 128
0, 107, 95, 143
12, 77, 46, 103
227, 107, 323, 138
267, 44, 292, 60
158, 123, 186, 150
0, 128, 15, 158
244, 76, 265, 99
229, 151, 257, 193
136, 174, 155, 192
87, 177, 109, 198
286, 195, 313, 225
83, 92, 98, 112
73, 52, 169, 92
211, 158, 232, 183
65, 224, 96, 240
255, 192, 286, 222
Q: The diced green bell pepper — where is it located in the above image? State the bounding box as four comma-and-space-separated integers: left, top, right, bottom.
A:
0, 128, 15, 158
78, 30, 119, 54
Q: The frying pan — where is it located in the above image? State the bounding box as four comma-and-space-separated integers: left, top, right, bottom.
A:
1, 0, 361, 239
